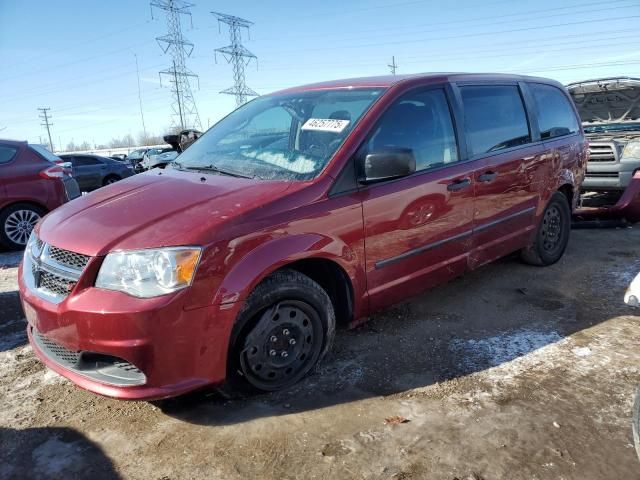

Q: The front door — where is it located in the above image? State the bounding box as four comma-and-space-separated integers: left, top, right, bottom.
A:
358, 87, 476, 312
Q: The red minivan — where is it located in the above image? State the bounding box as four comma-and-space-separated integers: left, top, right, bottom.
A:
0, 140, 80, 249
19, 74, 587, 400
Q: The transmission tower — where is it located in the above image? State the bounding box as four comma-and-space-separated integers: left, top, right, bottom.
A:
212, 12, 258, 107
37, 108, 54, 152
151, 0, 202, 130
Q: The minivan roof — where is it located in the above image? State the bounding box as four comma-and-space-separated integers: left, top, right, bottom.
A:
272, 72, 564, 95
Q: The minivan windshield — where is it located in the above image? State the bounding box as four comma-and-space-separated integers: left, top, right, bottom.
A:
175, 88, 385, 180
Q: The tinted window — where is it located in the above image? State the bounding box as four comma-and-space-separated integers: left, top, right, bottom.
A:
29, 144, 61, 163
460, 85, 531, 156
530, 83, 579, 139
74, 156, 102, 166
366, 89, 458, 172
0, 145, 18, 164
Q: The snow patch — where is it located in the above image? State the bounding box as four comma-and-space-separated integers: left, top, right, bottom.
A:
572, 346, 592, 357
450, 328, 564, 372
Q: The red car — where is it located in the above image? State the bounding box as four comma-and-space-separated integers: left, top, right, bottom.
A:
19, 73, 587, 400
0, 140, 80, 249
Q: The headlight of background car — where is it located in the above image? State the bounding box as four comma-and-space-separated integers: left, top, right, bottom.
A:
622, 141, 640, 159
96, 247, 202, 298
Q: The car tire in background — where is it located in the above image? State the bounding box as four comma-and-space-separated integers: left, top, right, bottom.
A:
521, 191, 571, 266
102, 175, 121, 186
225, 269, 335, 394
0, 203, 45, 250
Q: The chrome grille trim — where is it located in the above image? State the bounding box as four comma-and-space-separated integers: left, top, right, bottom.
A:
48, 246, 90, 271
23, 240, 91, 304
588, 142, 617, 163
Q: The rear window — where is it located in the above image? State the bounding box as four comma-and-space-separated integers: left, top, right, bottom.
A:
529, 83, 579, 139
0, 145, 18, 164
29, 144, 61, 163
460, 85, 531, 156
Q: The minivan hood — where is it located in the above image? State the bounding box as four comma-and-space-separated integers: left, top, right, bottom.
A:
567, 77, 640, 125
38, 169, 292, 256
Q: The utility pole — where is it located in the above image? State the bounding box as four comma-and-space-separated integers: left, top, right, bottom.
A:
38, 108, 54, 152
134, 54, 148, 140
388, 56, 398, 75
151, 0, 202, 130
212, 12, 258, 107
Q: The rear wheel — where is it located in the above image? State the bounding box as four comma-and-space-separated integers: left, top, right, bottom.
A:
0, 203, 45, 250
103, 175, 121, 186
521, 192, 571, 266
226, 269, 335, 393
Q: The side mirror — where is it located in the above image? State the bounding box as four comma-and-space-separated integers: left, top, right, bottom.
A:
360, 147, 416, 184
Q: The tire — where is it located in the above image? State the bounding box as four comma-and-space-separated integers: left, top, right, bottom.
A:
103, 175, 121, 186
521, 192, 571, 266
0, 203, 45, 250
633, 387, 640, 463
225, 269, 336, 393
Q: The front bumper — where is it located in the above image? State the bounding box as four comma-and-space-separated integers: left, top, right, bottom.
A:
574, 170, 640, 224
19, 262, 240, 400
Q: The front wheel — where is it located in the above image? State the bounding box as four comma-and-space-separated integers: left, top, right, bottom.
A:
521, 191, 571, 266
226, 269, 335, 393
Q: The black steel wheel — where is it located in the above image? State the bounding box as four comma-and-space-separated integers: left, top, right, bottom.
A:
226, 269, 335, 393
521, 192, 571, 266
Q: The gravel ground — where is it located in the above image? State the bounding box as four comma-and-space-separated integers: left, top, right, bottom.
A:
0, 228, 639, 480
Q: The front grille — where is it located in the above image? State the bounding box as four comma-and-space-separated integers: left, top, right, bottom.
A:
588, 144, 616, 162
39, 270, 76, 296
48, 246, 90, 271
586, 172, 619, 178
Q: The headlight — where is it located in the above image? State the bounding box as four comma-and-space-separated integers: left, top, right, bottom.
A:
622, 141, 640, 159
95, 247, 202, 298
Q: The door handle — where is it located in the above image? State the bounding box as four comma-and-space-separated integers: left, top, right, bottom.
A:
478, 171, 498, 183
447, 178, 471, 192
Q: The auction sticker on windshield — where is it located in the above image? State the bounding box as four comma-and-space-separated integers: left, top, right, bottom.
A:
301, 118, 350, 133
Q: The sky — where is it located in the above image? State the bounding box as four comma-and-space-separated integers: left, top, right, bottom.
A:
1, 0, 639, 150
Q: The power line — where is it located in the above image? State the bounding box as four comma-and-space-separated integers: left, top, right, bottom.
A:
213, 12, 258, 107
151, 0, 202, 130
37, 108, 54, 152
270, 14, 640, 55
134, 54, 148, 140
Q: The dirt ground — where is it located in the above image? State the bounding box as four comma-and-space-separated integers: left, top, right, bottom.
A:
1, 228, 639, 480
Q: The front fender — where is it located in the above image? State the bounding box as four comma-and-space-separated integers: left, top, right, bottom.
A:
212, 233, 363, 307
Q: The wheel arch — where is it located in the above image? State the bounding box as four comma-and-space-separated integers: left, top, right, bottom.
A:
212, 234, 363, 327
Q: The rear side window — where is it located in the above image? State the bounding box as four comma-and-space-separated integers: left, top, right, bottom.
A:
75, 156, 102, 166
460, 85, 531, 156
366, 89, 459, 172
0, 145, 18, 164
29, 144, 61, 163
529, 83, 579, 139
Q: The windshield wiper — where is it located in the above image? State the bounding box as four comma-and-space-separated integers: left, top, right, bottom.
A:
182, 163, 254, 179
